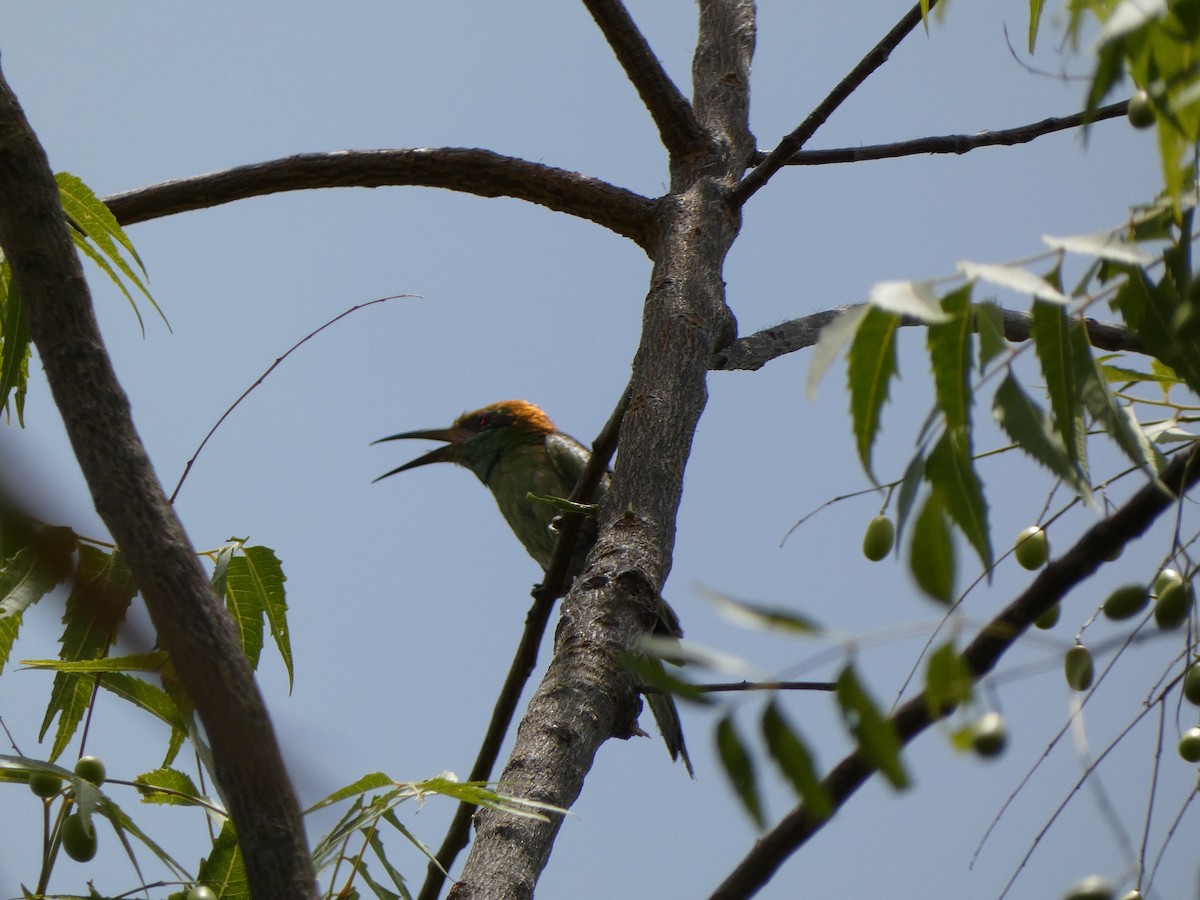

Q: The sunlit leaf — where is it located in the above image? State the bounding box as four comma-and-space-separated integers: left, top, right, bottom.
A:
957, 261, 1068, 303
807, 304, 868, 399
133, 766, 201, 807
847, 306, 900, 479
927, 285, 974, 438
869, 279, 948, 322
925, 641, 973, 718
993, 373, 1090, 498
1042, 231, 1154, 265
1031, 300, 1088, 481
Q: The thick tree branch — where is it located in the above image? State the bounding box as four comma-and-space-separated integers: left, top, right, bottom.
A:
711, 442, 1200, 899
0, 66, 316, 897
103, 148, 658, 250
448, 4, 756, 898
750, 101, 1129, 167
732, 0, 938, 205
582, 0, 710, 160
710, 305, 1144, 372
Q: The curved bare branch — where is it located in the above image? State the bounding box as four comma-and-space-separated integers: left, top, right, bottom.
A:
732, 0, 937, 205
583, 0, 709, 160
710, 441, 1200, 899
103, 148, 658, 250
0, 64, 316, 898
710, 305, 1143, 372
751, 101, 1128, 167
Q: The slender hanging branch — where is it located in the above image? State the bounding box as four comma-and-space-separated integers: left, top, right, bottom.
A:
751, 101, 1129, 167
103, 148, 658, 250
582, 0, 710, 160
0, 64, 316, 899
732, 0, 938, 205
710, 441, 1200, 899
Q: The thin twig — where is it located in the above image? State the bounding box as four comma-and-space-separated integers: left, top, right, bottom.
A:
747, 101, 1128, 167
169, 295, 412, 503
732, 0, 938, 205
582, 0, 709, 160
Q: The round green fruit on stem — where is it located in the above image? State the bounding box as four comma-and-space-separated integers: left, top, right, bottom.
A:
1179, 726, 1200, 763
1183, 665, 1200, 706
73, 755, 106, 786
1102, 584, 1149, 621
1119, 890, 1144, 900
1127, 90, 1156, 129
28, 771, 63, 798
1014, 526, 1049, 570
1063, 874, 1115, 900
1065, 644, 1094, 692
61, 812, 98, 862
861, 515, 895, 562
187, 887, 218, 900
1154, 582, 1192, 630
1154, 568, 1183, 595
1034, 602, 1061, 630
971, 711, 1007, 758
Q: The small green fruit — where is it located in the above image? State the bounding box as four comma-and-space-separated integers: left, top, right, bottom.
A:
187, 887, 218, 900
1064, 874, 1115, 900
1065, 644, 1094, 692
1127, 90, 1156, 129
1014, 526, 1049, 570
1102, 584, 1149, 621
61, 813, 98, 862
1119, 890, 1145, 900
1034, 602, 1061, 630
862, 515, 895, 562
1183, 665, 1200, 706
971, 712, 1007, 758
28, 771, 63, 798
73, 755, 106, 786
1179, 726, 1200, 763
1154, 568, 1183, 594
1154, 582, 1192, 630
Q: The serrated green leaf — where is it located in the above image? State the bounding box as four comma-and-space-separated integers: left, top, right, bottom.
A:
925, 641, 973, 717
835, 665, 909, 789
1029, 0, 1046, 52
761, 700, 831, 820
958, 261, 1067, 303
974, 301, 1008, 372
1100, 363, 1183, 386
1031, 300, 1088, 481
307, 772, 397, 814
99, 671, 189, 735
224, 546, 292, 688
197, 819, 247, 899
895, 449, 926, 548
847, 306, 900, 479
40, 546, 136, 760
927, 285, 974, 438
716, 715, 764, 828
1071, 321, 1163, 474
364, 828, 411, 900
0, 270, 30, 425
926, 430, 991, 571
993, 373, 1091, 499
358, 856, 405, 900
808, 304, 869, 399
133, 766, 201, 806
0, 525, 74, 675
1112, 264, 1200, 396
909, 494, 955, 604
21, 650, 169, 674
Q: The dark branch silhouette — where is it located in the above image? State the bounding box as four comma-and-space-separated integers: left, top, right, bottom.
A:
711, 305, 1143, 372
583, 0, 709, 160
0, 64, 316, 898
710, 442, 1200, 899
751, 101, 1129, 167
103, 148, 658, 250
733, 0, 940, 205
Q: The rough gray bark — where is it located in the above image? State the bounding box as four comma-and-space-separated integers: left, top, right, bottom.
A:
0, 63, 316, 900
447, 3, 756, 898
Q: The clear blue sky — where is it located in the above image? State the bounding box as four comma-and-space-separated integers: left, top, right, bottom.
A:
0, 3, 1190, 899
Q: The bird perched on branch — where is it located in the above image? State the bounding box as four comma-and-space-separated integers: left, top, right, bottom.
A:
374, 399, 691, 774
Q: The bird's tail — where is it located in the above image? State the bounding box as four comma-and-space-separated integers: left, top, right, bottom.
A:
645, 673, 694, 777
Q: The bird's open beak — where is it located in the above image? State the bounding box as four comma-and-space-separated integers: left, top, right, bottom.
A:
371, 426, 470, 482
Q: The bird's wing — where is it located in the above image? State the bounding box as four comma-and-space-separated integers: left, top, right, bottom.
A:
543, 431, 603, 497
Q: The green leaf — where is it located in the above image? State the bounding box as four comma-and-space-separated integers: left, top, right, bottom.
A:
307, 772, 397, 814
21, 650, 169, 674
927, 285, 974, 439
224, 545, 293, 688
909, 494, 955, 604
1028, 0, 1046, 52
924, 641, 973, 718
1112, 264, 1200, 396
0, 525, 75, 675
702, 588, 822, 635
926, 430, 991, 571
847, 306, 900, 479
761, 700, 832, 820
992, 373, 1090, 498
807, 304, 869, 399
40, 546, 136, 760
98, 671, 189, 735
974, 301, 1008, 372
197, 819, 248, 899
1031, 300, 1088, 480
894, 449, 926, 548
716, 715, 764, 828
835, 665, 909, 789
364, 826, 413, 900
133, 766, 201, 806
0, 270, 30, 425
